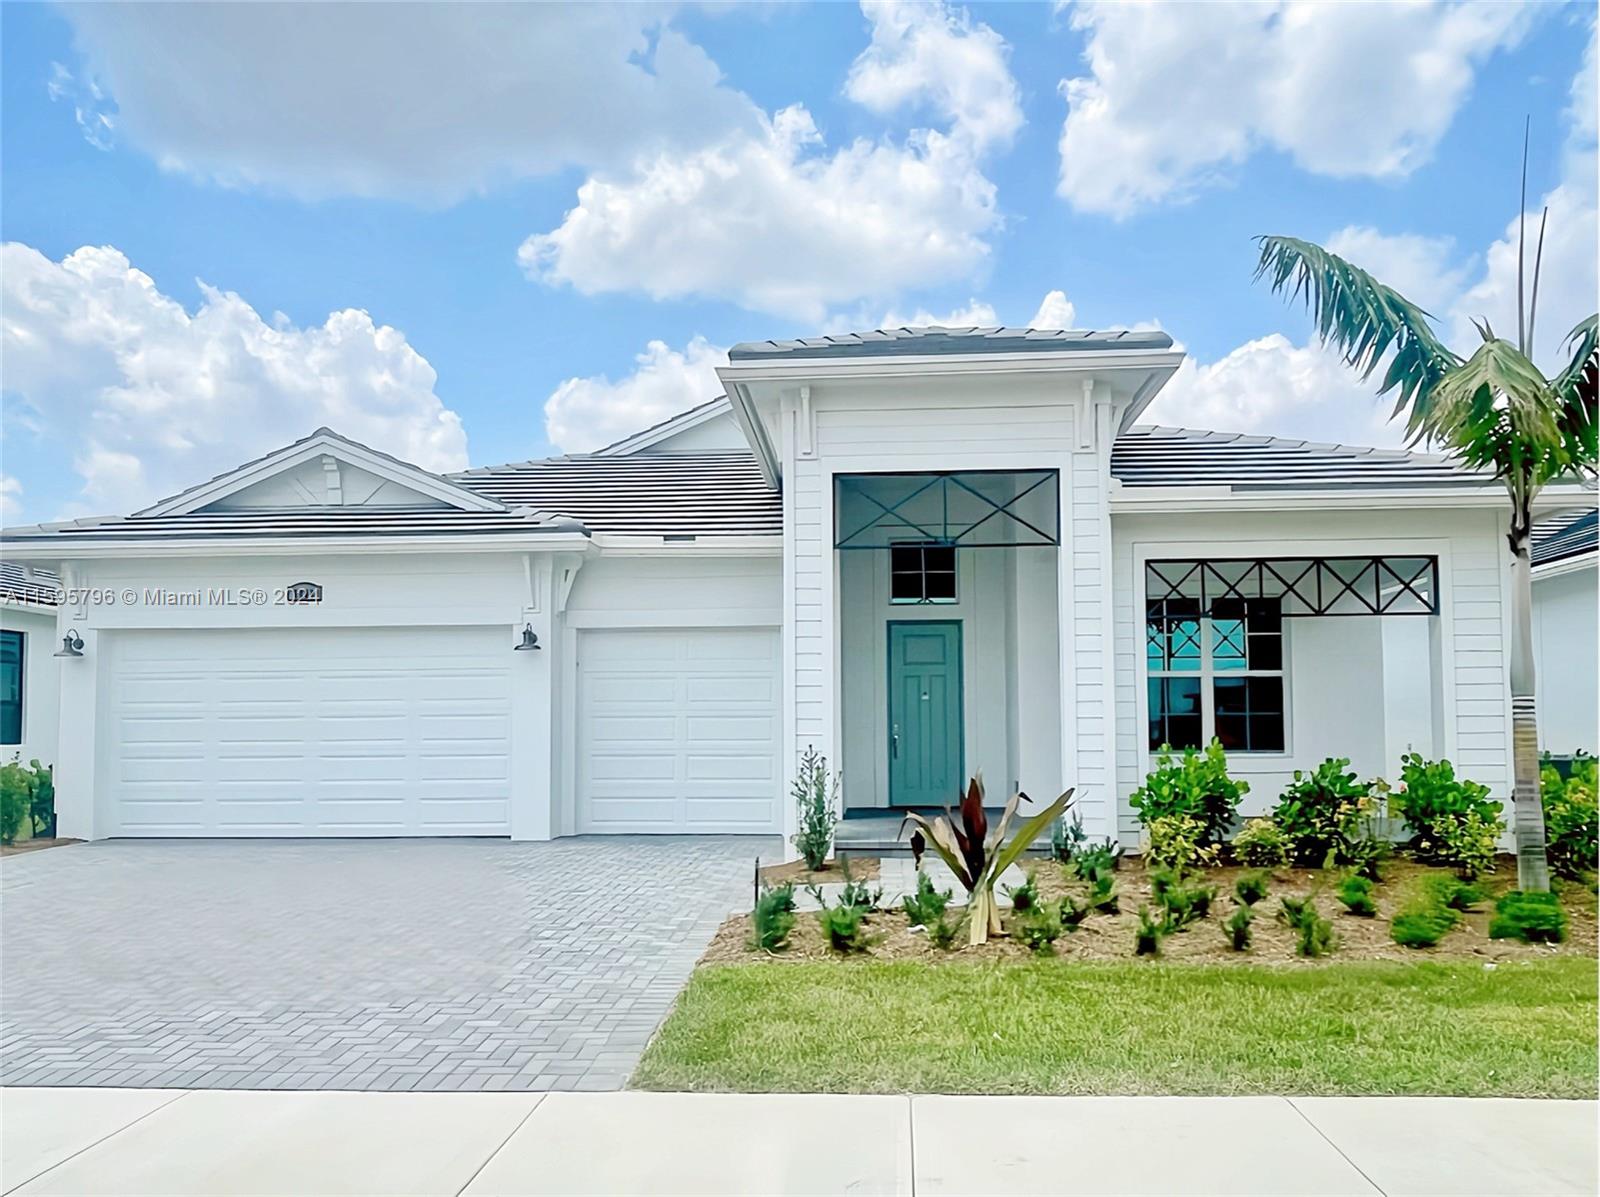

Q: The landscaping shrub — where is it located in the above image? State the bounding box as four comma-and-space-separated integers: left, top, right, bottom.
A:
1391, 754, 1504, 876
0, 758, 27, 846
790, 746, 838, 871
1144, 813, 1217, 872
902, 869, 952, 928
1231, 817, 1288, 868
1060, 895, 1091, 928
1388, 874, 1474, 948
1391, 909, 1457, 948
1086, 870, 1119, 914
1134, 906, 1167, 956
816, 901, 874, 953
1295, 907, 1335, 957
751, 883, 797, 951
1234, 872, 1269, 906
1336, 875, 1377, 917
1223, 905, 1254, 950
1163, 881, 1215, 930
1490, 891, 1567, 944
1424, 874, 1485, 913
1542, 757, 1598, 881
1069, 841, 1123, 881
1270, 758, 1381, 867
1004, 873, 1039, 912
24, 760, 54, 839
1278, 894, 1313, 929
1050, 811, 1087, 864
1130, 740, 1248, 846
1014, 903, 1064, 954
925, 914, 960, 950
836, 866, 883, 914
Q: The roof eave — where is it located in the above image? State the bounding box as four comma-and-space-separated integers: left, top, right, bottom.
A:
0, 530, 595, 560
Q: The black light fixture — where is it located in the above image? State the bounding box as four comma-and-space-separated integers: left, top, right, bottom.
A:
54, 628, 85, 658
513, 623, 541, 652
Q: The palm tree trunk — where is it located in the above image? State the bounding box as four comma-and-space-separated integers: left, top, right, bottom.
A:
1507, 518, 1551, 892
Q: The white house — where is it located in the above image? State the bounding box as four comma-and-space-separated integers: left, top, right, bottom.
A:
1, 561, 61, 782
1531, 507, 1598, 758
3, 325, 1590, 847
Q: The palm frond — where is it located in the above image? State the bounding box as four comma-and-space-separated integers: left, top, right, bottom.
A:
1552, 315, 1599, 476
1424, 337, 1574, 481
1254, 236, 1461, 440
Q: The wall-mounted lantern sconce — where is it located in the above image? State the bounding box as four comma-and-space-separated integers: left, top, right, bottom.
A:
54, 629, 85, 658
513, 624, 541, 652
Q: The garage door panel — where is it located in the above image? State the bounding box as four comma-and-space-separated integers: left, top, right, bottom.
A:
577, 628, 779, 834
105, 627, 512, 837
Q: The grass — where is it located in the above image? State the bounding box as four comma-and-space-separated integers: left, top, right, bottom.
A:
634, 958, 1598, 1097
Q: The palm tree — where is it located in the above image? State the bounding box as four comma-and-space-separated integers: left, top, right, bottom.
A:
1253, 208, 1597, 892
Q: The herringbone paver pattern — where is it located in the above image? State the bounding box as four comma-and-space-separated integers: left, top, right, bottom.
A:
0, 836, 772, 1091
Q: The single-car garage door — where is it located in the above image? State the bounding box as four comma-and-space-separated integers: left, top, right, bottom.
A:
105, 627, 511, 837
577, 627, 780, 833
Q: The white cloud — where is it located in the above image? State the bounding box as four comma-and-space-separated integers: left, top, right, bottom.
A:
1058, 1, 1531, 217
521, 0, 1016, 320
1144, 333, 1412, 449
544, 336, 726, 454
845, 0, 1023, 151
1028, 290, 1077, 330
1324, 227, 1473, 318
53, 4, 760, 201
0, 476, 22, 521
1, 243, 468, 516
46, 61, 114, 151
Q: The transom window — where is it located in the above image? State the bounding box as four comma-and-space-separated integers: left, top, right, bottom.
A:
1147, 596, 1285, 753
1, 630, 22, 746
890, 542, 957, 604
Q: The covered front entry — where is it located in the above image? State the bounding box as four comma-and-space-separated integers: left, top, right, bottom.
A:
103, 626, 513, 837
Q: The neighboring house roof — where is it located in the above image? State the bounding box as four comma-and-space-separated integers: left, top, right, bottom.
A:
729, 325, 1174, 362
0, 561, 60, 607
1, 508, 576, 543
594, 395, 731, 456
451, 451, 782, 536
1532, 508, 1598, 567
1110, 426, 1491, 490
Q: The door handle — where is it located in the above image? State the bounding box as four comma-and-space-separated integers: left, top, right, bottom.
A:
891, 723, 900, 759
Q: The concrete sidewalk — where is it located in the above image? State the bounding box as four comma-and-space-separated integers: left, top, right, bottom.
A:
1, 1088, 1594, 1196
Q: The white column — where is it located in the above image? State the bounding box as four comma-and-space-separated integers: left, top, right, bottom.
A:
52, 622, 100, 840
509, 557, 554, 841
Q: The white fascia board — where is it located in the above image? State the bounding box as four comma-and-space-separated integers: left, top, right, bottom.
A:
1533, 551, 1597, 580
720, 379, 781, 489
717, 348, 1185, 384
0, 532, 593, 560
589, 533, 783, 557
136, 434, 506, 517
594, 398, 732, 456
1109, 486, 1522, 513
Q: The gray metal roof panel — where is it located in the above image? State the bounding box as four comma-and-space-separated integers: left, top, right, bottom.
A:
1533, 507, 1598, 566
0, 561, 60, 607
729, 325, 1174, 361
2, 507, 574, 543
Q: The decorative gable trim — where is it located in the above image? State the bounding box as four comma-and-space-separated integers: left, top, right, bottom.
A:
133, 428, 506, 518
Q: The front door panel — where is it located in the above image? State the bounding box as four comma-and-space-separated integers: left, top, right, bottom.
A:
888, 621, 963, 808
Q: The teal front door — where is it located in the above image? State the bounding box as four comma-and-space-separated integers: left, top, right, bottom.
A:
888, 621, 963, 808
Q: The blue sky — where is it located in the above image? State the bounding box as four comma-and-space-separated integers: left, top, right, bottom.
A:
2, 1, 1595, 523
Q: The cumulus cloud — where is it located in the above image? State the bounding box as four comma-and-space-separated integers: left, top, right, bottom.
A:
1, 243, 468, 516
0, 476, 22, 521
1324, 227, 1473, 318
521, 0, 1017, 320
53, 4, 760, 201
1028, 290, 1077, 330
544, 336, 726, 454
1057, 1, 1531, 216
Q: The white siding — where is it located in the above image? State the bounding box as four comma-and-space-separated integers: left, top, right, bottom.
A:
1, 605, 60, 776
1533, 564, 1598, 754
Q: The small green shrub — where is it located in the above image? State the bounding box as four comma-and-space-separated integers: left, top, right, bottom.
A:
789, 746, 838, 871
1296, 907, 1335, 957
0, 758, 27, 846
1015, 902, 1064, 954
1278, 894, 1313, 929
1134, 906, 1167, 956
1159, 877, 1216, 930
1060, 895, 1091, 928
1223, 905, 1253, 950
1424, 874, 1485, 912
1231, 817, 1288, 868
1087, 870, 1119, 914
1271, 758, 1381, 867
1336, 875, 1377, 917
24, 760, 54, 839
1542, 758, 1598, 881
925, 913, 959, 949
1131, 740, 1249, 846
1392, 754, 1504, 876
1343, 828, 1392, 882
1004, 873, 1039, 912
1065, 839, 1123, 881
1489, 891, 1567, 944
1144, 813, 1218, 872
817, 901, 873, 953
1233, 872, 1269, 906
751, 883, 797, 951
1391, 909, 1456, 948
834, 860, 882, 913
902, 869, 952, 928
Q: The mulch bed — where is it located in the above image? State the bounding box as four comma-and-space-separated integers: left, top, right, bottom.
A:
706, 855, 1598, 966
0, 837, 82, 857
758, 857, 881, 886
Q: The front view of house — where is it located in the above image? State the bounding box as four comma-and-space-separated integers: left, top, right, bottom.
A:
5, 326, 1592, 847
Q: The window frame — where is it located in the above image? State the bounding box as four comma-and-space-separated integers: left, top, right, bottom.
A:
888, 541, 959, 606
0, 629, 23, 747
1145, 600, 1290, 757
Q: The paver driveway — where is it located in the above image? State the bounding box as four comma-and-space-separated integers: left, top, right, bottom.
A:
0, 837, 773, 1092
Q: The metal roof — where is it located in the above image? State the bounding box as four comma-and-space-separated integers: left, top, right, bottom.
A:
1, 507, 574, 544
594, 395, 729, 455
0, 561, 59, 607
1533, 507, 1598, 567
729, 325, 1174, 362
451, 452, 781, 536
1110, 426, 1490, 489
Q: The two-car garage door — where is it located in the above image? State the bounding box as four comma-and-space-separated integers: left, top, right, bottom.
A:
105, 627, 512, 837
576, 628, 780, 834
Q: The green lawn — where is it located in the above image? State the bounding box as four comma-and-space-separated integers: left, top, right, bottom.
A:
634, 958, 1598, 1097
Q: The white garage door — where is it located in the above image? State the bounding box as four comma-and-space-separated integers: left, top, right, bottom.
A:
105, 627, 512, 837
577, 628, 780, 833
